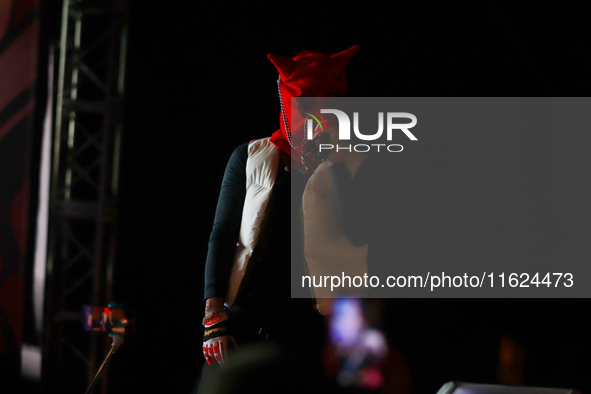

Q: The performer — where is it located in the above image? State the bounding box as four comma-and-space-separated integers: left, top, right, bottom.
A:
199, 46, 362, 390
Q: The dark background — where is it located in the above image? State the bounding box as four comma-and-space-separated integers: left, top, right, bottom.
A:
107, 1, 591, 393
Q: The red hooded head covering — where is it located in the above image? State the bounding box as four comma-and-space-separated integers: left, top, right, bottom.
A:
267, 45, 360, 158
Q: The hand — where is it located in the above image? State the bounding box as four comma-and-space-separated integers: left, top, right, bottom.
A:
299, 126, 337, 174
203, 333, 238, 367
202, 309, 237, 367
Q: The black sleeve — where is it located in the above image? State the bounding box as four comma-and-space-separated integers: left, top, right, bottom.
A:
203, 143, 249, 301
329, 159, 373, 247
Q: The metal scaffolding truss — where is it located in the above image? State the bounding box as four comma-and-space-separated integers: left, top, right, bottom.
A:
42, 0, 129, 392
